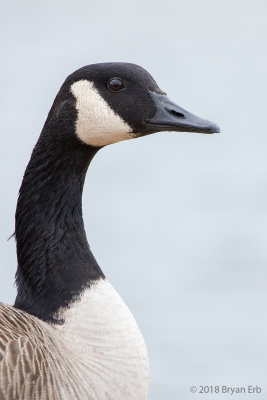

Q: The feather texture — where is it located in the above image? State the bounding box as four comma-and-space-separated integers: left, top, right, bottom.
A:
0, 279, 149, 400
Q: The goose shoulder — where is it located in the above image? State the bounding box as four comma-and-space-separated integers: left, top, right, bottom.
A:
0, 282, 150, 400
0, 303, 77, 400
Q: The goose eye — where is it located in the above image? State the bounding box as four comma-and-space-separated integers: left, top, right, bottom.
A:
108, 78, 124, 92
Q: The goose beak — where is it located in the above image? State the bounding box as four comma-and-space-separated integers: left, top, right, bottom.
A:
146, 91, 220, 134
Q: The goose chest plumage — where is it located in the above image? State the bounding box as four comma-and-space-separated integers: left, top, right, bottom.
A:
0, 62, 219, 400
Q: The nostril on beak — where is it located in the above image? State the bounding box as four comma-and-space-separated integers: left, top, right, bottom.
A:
168, 109, 185, 119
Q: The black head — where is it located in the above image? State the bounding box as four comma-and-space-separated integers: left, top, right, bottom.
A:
47, 62, 219, 148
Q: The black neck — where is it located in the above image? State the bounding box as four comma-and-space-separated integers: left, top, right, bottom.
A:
14, 120, 104, 323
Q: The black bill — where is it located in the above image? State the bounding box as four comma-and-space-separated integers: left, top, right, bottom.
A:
147, 91, 220, 134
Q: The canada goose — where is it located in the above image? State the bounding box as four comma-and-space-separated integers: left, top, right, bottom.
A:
0, 62, 219, 400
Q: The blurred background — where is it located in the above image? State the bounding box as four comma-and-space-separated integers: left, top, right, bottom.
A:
0, 0, 266, 398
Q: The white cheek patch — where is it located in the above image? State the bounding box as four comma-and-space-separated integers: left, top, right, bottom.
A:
71, 80, 134, 146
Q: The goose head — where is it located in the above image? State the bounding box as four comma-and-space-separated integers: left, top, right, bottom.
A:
50, 62, 219, 148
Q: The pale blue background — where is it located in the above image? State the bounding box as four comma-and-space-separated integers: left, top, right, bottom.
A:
0, 1, 267, 399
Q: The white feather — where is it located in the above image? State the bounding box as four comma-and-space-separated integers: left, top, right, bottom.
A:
56, 278, 150, 400
71, 80, 134, 147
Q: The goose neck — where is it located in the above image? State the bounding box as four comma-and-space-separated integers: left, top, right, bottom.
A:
14, 127, 104, 323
